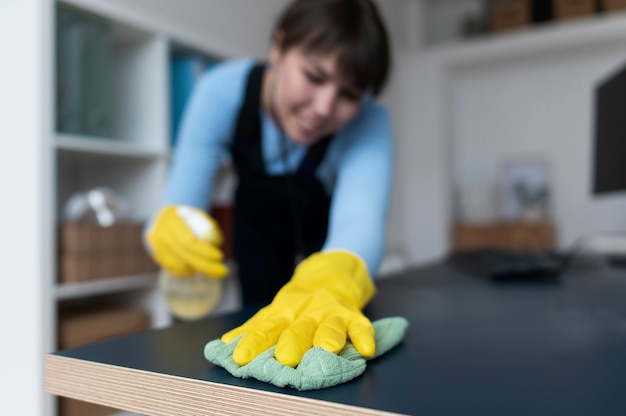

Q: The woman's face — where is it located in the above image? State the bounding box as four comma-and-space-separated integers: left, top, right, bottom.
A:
265, 44, 364, 146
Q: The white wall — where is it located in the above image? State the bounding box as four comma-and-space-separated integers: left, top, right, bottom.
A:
0, 0, 52, 414
451, 44, 626, 248
108, 0, 288, 58
423, 0, 485, 46
372, 0, 424, 272
393, 53, 453, 267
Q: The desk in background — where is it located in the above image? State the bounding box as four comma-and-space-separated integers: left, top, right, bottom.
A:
46, 262, 626, 415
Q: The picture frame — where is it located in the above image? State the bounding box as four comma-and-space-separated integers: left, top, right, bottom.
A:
499, 155, 551, 221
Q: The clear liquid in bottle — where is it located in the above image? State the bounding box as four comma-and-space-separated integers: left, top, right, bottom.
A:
159, 270, 222, 321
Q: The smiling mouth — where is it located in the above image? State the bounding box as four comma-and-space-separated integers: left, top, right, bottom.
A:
299, 118, 325, 135
303, 121, 319, 131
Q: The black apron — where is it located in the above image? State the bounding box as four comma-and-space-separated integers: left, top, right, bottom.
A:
230, 63, 333, 306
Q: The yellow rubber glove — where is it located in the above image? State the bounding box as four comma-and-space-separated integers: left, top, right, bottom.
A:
146, 205, 228, 278
221, 250, 376, 367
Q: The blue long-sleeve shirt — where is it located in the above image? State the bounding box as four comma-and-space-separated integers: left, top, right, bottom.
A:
159, 58, 393, 276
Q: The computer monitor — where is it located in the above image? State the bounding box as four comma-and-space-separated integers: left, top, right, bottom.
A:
592, 61, 626, 195
591, 64, 626, 265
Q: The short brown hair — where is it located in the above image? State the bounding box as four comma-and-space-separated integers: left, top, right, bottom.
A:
273, 0, 391, 96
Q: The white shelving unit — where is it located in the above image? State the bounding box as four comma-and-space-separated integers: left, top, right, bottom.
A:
53, 3, 171, 365
2, 0, 261, 413
3, 0, 300, 411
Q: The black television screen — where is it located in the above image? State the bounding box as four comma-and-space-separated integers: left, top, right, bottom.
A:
593, 62, 626, 195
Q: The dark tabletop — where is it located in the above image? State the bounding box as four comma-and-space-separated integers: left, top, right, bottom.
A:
54, 262, 626, 415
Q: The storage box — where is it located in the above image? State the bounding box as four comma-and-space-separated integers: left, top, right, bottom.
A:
601, 0, 626, 12
58, 306, 150, 416
59, 222, 146, 254
489, 0, 532, 32
58, 222, 158, 282
452, 221, 556, 251
59, 398, 117, 416
58, 306, 150, 349
552, 0, 596, 20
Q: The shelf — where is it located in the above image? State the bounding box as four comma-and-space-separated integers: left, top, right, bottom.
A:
422, 11, 626, 67
56, 274, 157, 301
58, 0, 234, 59
55, 134, 164, 159
58, 0, 155, 36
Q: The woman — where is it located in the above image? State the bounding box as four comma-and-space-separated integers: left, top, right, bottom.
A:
146, 0, 393, 367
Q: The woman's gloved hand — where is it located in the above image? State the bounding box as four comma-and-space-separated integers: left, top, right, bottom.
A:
146, 205, 228, 278
221, 250, 377, 367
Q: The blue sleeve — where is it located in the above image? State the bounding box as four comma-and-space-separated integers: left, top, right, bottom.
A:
159, 59, 253, 209
321, 103, 394, 278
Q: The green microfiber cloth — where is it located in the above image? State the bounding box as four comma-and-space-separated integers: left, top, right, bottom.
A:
204, 316, 409, 391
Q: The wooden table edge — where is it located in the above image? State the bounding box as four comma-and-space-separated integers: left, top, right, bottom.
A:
45, 353, 407, 416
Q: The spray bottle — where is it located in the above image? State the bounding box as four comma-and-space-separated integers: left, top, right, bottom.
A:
158, 206, 224, 321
